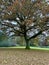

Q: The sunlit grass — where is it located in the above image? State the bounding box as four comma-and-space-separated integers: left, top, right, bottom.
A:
0, 46, 49, 51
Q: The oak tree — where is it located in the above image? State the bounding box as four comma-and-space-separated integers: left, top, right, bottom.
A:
0, 0, 49, 49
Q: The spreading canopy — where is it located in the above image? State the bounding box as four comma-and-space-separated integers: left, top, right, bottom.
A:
0, 0, 49, 49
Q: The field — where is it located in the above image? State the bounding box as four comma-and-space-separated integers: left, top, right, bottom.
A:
0, 48, 49, 65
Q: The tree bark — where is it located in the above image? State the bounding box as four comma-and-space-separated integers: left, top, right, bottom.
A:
24, 35, 30, 49
25, 39, 30, 49
24, 25, 30, 49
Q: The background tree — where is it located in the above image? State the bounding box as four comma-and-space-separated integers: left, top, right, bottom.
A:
0, 0, 49, 49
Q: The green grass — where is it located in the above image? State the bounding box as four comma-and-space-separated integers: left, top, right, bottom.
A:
0, 46, 49, 51
30, 47, 49, 51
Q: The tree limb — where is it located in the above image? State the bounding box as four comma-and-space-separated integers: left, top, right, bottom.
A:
28, 30, 42, 41
1, 22, 24, 34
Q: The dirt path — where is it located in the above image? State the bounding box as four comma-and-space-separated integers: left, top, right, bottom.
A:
0, 49, 49, 65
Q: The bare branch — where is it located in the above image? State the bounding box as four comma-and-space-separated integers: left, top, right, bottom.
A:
28, 30, 42, 41
1, 22, 24, 34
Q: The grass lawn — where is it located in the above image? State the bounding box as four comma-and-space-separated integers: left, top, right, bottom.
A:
0, 46, 49, 51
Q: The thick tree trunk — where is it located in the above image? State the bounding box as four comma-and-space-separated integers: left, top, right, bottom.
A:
23, 25, 30, 49
25, 39, 30, 49
24, 35, 30, 49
